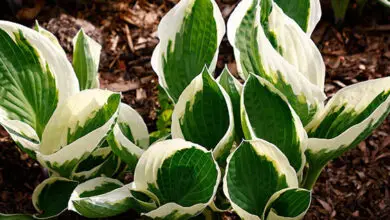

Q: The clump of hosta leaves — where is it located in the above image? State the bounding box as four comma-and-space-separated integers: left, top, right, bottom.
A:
1, 0, 390, 219
0, 21, 149, 218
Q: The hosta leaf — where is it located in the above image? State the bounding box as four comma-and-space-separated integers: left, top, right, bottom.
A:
72, 29, 101, 90
217, 67, 244, 142
117, 103, 149, 149
267, 3, 325, 91
133, 139, 221, 219
106, 103, 148, 171
151, 0, 225, 102
223, 140, 298, 219
71, 147, 121, 181
0, 119, 39, 158
0, 21, 79, 137
32, 177, 78, 219
227, 0, 326, 125
106, 126, 143, 172
303, 77, 390, 188
34, 21, 62, 50
264, 188, 311, 219
171, 69, 235, 161
68, 177, 155, 218
274, 0, 321, 34
37, 89, 120, 177
241, 75, 307, 173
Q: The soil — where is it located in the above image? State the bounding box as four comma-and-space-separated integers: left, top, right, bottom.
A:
0, 0, 389, 219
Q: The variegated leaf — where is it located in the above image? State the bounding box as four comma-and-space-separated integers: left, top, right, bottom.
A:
133, 139, 221, 219
68, 177, 155, 218
37, 89, 120, 178
274, 0, 321, 34
217, 67, 244, 142
263, 188, 312, 220
72, 29, 101, 90
151, 0, 225, 102
303, 77, 390, 188
71, 147, 121, 181
32, 177, 78, 219
107, 103, 149, 171
267, 2, 325, 91
241, 75, 307, 173
34, 21, 62, 50
223, 140, 298, 219
0, 21, 79, 138
0, 119, 39, 159
171, 68, 235, 162
227, 0, 326, 125
117, 103, 149, 149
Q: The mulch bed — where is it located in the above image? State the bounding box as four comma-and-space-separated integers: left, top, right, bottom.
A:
0, 0, 389, 219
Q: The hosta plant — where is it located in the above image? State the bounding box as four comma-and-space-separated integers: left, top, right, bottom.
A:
64, 0, 390, 218
0, 21, 149, 218
1, 0, 390, 219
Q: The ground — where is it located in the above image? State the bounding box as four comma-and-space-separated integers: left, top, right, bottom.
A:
0, 0, 389, 219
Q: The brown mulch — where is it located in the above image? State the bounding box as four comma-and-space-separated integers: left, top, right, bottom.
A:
0, 0, 389, 219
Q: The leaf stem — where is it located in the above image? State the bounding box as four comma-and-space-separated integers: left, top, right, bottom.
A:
301, 165, 323, 190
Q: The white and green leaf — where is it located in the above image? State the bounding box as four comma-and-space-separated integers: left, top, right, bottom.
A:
171, 68, 235, 162
106, 103, 148, 171
117, 103, 149, 149
267, 2, 325, 91
273, 0, 321, 35
303, 77, 390, 188
263, 188, 312, 220
0, 21, 79, 138
0, 119, 39, 158
37, 89, 120, 177
242, 75, 307, 173
71, 147, 122, 181
227, 0, 326, 125
32, 177, 78, 219
151, 0, 225, 102
217, 67, 244, 142
72, 29, 101, 90
133, 139, 221, 219
68, 177, 155, 218
223, 140, 298, 219
34, 21, 62, 50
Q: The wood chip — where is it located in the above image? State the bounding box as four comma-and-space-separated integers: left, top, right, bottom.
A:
123, 24, 135, 53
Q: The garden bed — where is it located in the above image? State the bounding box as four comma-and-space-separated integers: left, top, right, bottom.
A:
0, 0, 389, 219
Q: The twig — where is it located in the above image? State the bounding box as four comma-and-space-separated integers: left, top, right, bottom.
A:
123, 25, 135, 53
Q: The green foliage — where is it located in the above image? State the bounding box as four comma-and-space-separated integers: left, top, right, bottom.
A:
1, 0, 390, 218
149, 85, 174, 144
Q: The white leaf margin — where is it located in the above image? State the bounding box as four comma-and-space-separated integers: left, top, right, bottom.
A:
151, 0, 225, 100
134, 138, 221, 219
307, 0, 322, 36
117, 103, 149, 149
227, 0, 326, 117
0, 21, 80, 104
171, 71, 235, 160
263, 188, 312, 220
240, 75, 308, 174
306, 77, 390, 155
268, 3, 325, 90
223, 139, 298, 220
